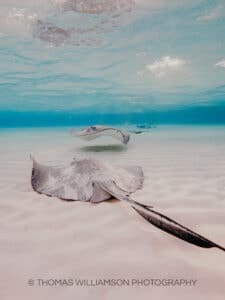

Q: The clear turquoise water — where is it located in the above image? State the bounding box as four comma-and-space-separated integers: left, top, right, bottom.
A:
0, 1, 225, 127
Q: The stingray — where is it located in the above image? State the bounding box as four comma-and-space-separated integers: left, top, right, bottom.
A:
70, 126, 130, 145
30, 156, 225, 252
33, 20, 72, 46
62, 0, 135, 15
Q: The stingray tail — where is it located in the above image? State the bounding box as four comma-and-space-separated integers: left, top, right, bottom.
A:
30, 154, 37, 165
130, 200, 225, 252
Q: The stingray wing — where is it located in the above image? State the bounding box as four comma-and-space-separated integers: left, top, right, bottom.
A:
122, 166, 144, 191
93, 163, 144, 200
31, 157, 93, 201
99, 127, 130, 144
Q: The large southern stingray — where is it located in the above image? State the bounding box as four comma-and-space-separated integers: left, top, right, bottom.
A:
71, 126, 130, 145
31, 156, 225, 252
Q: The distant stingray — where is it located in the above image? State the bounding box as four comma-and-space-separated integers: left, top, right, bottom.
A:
32, 1, 135, 46
71, 126, 130, 144
62, 0, 135, 15
31, 156, 225, 252
33, 20, 71, 46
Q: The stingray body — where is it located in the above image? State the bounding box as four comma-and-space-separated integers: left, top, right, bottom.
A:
31, 156, 225, 252
62, 0, 135, 14
70, 126, 130, 144
31, 156, 142, 202
33, 20, 71, 46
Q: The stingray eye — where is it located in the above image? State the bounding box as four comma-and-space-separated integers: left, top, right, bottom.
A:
91, 126, 96, 130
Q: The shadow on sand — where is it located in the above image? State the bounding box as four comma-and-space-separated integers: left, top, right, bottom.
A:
79, 144, 127, 153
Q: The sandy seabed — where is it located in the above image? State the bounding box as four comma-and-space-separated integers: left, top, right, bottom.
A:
0, 126, 225, 300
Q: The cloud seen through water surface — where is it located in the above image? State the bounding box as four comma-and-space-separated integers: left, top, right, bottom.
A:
145, 56, 186, 78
